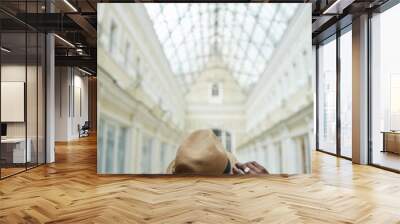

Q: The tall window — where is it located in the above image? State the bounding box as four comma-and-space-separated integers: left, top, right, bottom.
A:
371, 4, 400, 171
211, 83, 219, 97
160, 143, 167, 171
340, 29, 352, 158
98, 118, 106, 172
124, 42, 131, 67
226, 132, 232, 152
117, 127, 127, 173
109, 21, 117, 53
276, 142, 283, 173
106, 125, 116, 172
209, 82, 223, 103
318, 37, 337, 154
141, 136, 153, 173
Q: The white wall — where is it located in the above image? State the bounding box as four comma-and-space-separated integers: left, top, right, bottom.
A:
237, 5, 313, 174
185, 56, 246, 153
97, 3, 185, 174
1, 64, 46, 164
54, 67, 89, 141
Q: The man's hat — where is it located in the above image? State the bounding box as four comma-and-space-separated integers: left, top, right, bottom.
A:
166, 129, 237, 175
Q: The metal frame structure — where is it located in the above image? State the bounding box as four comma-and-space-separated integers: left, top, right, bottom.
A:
315, 18, 360, 161
0, 0, 47, 180
145, 3, 300, 91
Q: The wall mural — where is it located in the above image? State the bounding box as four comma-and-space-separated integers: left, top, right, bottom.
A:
97, 3, 313, 175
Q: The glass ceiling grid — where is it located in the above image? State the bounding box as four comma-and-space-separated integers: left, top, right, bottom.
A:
144, 3, 298, 91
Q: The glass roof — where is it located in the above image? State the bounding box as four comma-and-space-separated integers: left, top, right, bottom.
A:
145, 3, 299, 91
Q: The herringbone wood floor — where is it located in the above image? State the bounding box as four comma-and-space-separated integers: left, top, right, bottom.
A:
1, 135, 400, 224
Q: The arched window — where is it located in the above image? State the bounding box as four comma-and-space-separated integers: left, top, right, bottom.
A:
209, 82, 223, 103
109, 21, 117, 53
225, 132, 232, 152
124, 41, 131, 67
211, 83, 219, 97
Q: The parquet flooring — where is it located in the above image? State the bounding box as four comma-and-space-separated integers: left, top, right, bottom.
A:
1, 135, 400, 223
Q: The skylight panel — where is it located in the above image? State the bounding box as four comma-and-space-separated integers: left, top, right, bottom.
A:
146, 4, 161, 19
248, 4, 261, 16
243, 16, 256, 34
280, 4, 298, 17
242, 60, 254, 74
145, 3, 299, 91
238, 75, 247, 86
254, 31, 266, 49
236, 4, 247, 16
254, 59, 265, 74
176, 3, 189, 16
261, 5, 277, 19
247, 45, 258, 61
260, 43, 273, 58
182, 62, 190, 74
270, 22, 286, 43
157, 23, 169, 43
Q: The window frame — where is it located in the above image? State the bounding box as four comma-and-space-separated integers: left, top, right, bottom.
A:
368, 1, 400, 173
315, 24, 353, 161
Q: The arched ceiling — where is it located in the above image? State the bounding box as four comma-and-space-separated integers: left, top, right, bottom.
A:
145, 3, 299, 92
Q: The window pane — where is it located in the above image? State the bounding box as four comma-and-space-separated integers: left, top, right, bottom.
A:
318, 38, 337, 154
118, 128, 127, 173
27, 32, 38, 169
226, 132, 232, 152
371, 4, 400, 171
144, 3, 299, 91
141, 136, 153, 173
340, 30, 352, 158
1, 31, 28, 177
160, 143, 167, 171
98, 119, 106, 173
106, 125, 116, 172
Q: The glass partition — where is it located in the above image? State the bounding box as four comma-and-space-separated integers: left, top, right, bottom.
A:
38, 32, 46, 165
27, 31, 38, 169
1, 31, 28, 177
0, 2, 46, 179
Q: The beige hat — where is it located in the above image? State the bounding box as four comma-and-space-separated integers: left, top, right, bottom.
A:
166, 129, 237, 175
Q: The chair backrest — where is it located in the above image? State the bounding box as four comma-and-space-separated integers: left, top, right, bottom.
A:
82, 121, 90, 129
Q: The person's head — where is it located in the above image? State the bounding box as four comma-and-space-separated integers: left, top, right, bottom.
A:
167, 129, 236, 175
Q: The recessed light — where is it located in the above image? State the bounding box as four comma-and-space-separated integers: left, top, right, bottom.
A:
322, 0, 353, 15
54, 34, 75, 48
78, 67, 92, 76
63, 0, 78, 12
1, 47, 11, 53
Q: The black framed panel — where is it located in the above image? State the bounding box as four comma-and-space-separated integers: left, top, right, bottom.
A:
336, 29, 341, 157
338, 24, 353, 159
0, 0, 47, 180
368, 1, 400, 172
315, 19, 353, 161
316, 33, 337, 155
